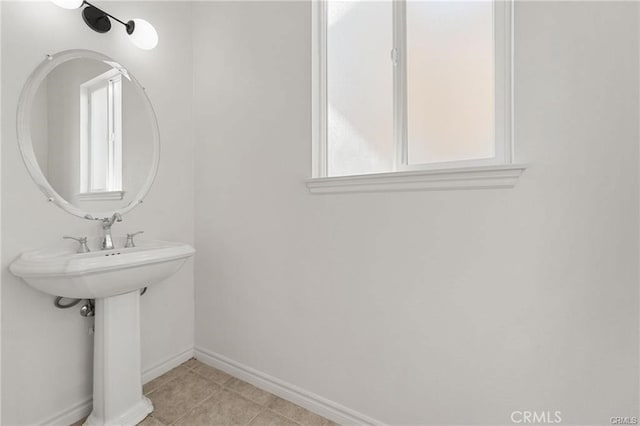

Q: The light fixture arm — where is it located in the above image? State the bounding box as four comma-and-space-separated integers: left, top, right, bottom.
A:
81, 0, 135, 34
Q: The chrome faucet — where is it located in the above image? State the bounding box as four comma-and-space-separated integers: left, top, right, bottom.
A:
101, 213, 122, 250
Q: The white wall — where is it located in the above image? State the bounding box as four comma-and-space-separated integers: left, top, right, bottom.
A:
1, 2, 194, 424
193, 1, 639, 425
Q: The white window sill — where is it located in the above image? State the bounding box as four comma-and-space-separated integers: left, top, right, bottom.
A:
305, 164, 527, 194
77, 191, 125, 201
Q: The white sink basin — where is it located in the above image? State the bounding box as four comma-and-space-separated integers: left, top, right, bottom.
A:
10, 239, 194, 299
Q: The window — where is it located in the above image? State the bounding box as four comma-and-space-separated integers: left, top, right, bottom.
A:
309, 0, 524, 193
79, 69, 123, 200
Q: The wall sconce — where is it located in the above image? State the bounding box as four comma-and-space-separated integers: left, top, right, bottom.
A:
51, 0, 158, 50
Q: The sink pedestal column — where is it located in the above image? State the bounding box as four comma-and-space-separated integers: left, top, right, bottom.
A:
85, 291, 153, 426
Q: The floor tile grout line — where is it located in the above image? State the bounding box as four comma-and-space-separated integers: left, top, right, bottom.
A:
146, 363, 218, 399
167, 386, 224, 425
147, 364, 223, 425
145, 366, 192, 396
263, 407, 306, 426
222, 384, 274, 406
244, 407, 268, 426
147, 415, 167, 426
183, 359, 239, 388
190, 369, 235, 386
220, 384, 279, 408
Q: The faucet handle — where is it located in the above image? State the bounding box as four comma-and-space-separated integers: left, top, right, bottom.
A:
63, 236, 90, 253
125, 231, 144, 248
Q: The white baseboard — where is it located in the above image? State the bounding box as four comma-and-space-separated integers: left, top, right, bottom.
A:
41, 397, 92, 426
40, 347, 194, 426
194, 346, 385, 426
41, 346, 382, 426
142, 347, 194, 384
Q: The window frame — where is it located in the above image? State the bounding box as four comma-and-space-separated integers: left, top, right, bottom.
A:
311, 0, 519, 188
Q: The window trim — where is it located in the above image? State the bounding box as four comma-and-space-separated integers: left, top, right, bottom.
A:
77, 190, 125, 201
305, 163, 526, 194
309, 0, 523, 192
311, 0, 328, 178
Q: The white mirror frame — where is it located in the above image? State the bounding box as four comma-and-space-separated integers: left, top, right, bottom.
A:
16, 49, 160, 221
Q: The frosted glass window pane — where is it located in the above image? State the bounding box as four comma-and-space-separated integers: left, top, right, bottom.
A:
90, 85, 109, 191
406, 1, 494, 165
327, 0, 393, 176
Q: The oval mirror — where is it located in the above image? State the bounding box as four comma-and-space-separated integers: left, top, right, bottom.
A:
17, 49, 160, 220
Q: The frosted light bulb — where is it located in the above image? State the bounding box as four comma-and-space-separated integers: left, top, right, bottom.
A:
50, 0, 83, 9
127, 19, 158, 50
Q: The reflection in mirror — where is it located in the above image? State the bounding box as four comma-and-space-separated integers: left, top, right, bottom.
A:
30, 56, 156, 214
81, 68, 123, 198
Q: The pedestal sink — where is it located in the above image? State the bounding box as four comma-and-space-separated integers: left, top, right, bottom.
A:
10, 238, 195, 426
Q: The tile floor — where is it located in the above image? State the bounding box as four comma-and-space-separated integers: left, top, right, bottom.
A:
72, 358, 337, 426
